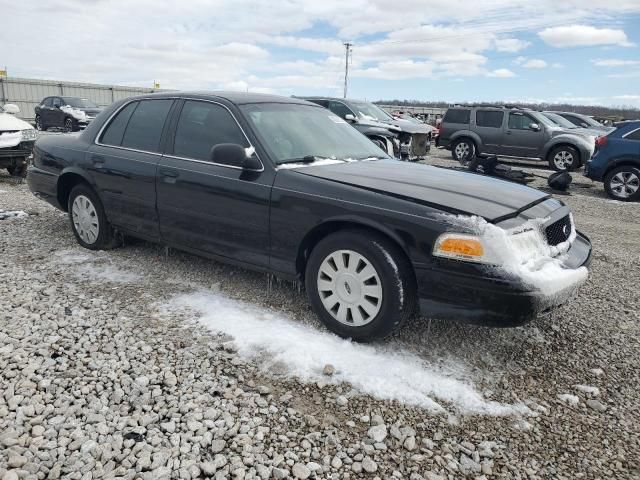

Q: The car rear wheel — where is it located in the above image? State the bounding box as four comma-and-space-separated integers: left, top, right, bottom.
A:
68, 184, 120, 250
452, 138, 475, 165
305, 230, 416, 341
548, 146, 578, 172
64, 117, 74, 133
604, 166, 640, 201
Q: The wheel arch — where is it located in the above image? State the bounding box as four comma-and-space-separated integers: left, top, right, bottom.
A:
450, 131, 483, 151
56, 169, 96, 211
295, 218, 415, 283
544, 141, 583, 166
603, 157, 640, 178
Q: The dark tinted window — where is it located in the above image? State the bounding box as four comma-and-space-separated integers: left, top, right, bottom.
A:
309, 99, 329, 108
476, 110, 504, 128
100, 102, 138, 146
121, 99, 173, 152
52, 97, 62, 108
43, 97, 53, 107
173, 101, 248, 162
508, 113, 537, 130
328, 101, 354, 119
443, 109, 470, 124
626, 128, 640, 140
560, 114, 583, 127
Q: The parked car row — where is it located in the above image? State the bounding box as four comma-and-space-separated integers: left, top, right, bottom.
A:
27, 92, 592, 340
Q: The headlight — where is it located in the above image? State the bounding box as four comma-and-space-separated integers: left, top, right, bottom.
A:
21, 129, 38, 141
433, 233, 495, 264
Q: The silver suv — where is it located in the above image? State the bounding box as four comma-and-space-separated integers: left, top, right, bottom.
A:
438, 106, 596, 171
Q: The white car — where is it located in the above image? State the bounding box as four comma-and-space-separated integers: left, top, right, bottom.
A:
0, 104, 37, 177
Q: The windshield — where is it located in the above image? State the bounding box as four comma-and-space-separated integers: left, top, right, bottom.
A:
240, 103, 390, 165
62, 97, 98, 108
578, 114, 602, 128
530, 111, 555, 127
542, 112, 577, 129
350, 101, 394, 122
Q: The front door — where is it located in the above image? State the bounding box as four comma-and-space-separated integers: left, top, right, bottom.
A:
51, 97, 65, 128
156, 99, 272, 269
501, 112, 545, 158
86, 98, 175, 240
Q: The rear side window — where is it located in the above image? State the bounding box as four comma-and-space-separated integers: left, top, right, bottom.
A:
443, 109, 470, 124
625, 128, 640, 140
173, 100, 248, 162
475, 110, 504, 128
42, 98, 52, 107
309, 99, 329, 108
100, 102, 138, 146
121, 99, 173, 152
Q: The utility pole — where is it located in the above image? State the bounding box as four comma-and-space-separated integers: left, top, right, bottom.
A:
343, 42, 352, 99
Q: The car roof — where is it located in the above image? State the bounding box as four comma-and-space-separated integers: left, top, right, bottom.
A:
126, 91, 317, 106
548, 111, 589, 117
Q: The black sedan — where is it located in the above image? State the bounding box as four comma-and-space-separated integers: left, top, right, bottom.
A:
27, 92, 592, 341
35, 96, 103, 132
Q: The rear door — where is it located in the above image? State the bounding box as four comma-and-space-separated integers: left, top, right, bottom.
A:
156, 99, 272, 268
474, 109, 504, 154
500, 112, 545, 158
86, 98, 175, 239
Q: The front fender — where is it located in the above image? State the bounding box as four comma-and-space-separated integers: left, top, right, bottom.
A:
543, 135, 594, 164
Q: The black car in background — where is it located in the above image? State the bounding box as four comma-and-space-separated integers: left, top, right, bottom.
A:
35, 96, 103, 132
27, 92, 591, 341
302, 96, 434, 159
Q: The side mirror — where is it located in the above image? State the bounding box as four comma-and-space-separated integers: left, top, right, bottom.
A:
2, 103, 20, 114
529, 123, 540, 131
210, 143, 261, 170
344, 114, 356, 122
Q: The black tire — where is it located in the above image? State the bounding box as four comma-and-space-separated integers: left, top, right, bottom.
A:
305, 230, 417, 341
67, 184, 120, 250
604, 165, 640, 202
451, 138, 475, 165
64, 117, 74, 133
548, 145, 579, 172
370, 137, 390, 155
35, 115, 46, 131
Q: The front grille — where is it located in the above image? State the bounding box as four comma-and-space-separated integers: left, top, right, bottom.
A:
545, 215, 572, 246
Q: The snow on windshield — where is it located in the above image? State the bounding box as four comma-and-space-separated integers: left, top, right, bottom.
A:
352, 102, 393, 122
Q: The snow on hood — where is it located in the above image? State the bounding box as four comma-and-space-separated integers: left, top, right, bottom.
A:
61, 105, 89, 121
0, 111, 33, 132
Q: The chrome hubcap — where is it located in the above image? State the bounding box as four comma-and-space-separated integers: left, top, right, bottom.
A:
610, 171, 639, 198
72, 195, 99, 244
455, 142, 470, 160
65, 119, 72, 132
317, 250, 383, 327
553, 151, 574, 169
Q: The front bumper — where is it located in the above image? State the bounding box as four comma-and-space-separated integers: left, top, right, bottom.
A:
416, 231, 592, 326
0, 141, 35, 167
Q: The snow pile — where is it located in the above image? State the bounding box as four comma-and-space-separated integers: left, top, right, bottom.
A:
52, 248, 142, 283
61, 105, 88, 122
161, 289, 530, 416
0, 131, 22, 149
0, 210, 28, 220
441, 214, 588, 298
558, 394, 580, 405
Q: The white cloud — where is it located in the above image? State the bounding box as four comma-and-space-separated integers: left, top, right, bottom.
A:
487, 68, 517, 78
494, 38, 530, 52
592, 58, 640, 67
539, 25, 633, 48
607, 71, 640, 79
522, 59, 548, 69
612, 95, 640, 103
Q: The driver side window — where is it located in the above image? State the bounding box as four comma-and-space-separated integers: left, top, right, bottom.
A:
508, 113, 536, 130
52, 97, 62, 108
328, 101, 354, 119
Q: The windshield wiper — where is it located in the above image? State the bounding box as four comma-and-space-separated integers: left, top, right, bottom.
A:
278, 155, 334, 165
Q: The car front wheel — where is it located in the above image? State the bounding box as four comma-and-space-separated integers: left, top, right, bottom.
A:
452, 138, 475, 165
68, 184, 120, 250
549, 146, 578, 171
64, 117, 74, 133
35, 115, 45, 131
305, 230, 416, 341
604, 166, 640, 201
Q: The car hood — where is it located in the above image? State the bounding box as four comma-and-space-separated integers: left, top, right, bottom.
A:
0, 112, 33, 131
380, 117, 433, 134
295, 159, 549, 222
79, 108, 102, 116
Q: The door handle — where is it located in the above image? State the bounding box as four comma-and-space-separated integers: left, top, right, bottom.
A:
159, 169, 179, 178
505, 130, 512, 135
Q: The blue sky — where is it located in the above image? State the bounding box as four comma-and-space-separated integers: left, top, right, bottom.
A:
2, 0, 640, 107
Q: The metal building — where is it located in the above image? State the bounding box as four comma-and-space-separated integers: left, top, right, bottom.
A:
0, 76, 166, 122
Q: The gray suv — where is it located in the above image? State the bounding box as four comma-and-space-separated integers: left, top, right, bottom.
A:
439, 106, 596, 171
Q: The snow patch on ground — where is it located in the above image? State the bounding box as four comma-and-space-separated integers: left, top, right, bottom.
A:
52, 248, 142, 283
161, 289, 530, 416
558, 394, 580, 405
0, 209, 28, 220
574, 384, 600, 396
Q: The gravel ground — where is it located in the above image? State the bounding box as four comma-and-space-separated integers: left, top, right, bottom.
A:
1, 150, 639, 480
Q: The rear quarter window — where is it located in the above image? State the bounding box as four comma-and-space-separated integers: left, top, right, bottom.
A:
120, 99, 173, 153
475, 110, 504, 128
443, 109, 470, 124
625, 128, 640, 140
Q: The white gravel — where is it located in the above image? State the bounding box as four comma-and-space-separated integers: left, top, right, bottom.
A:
1, 151, 639, 479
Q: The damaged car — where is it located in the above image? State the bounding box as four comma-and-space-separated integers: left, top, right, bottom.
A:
0, 103, 37, 177
28, 92, 591, 341
35, 96, 103, 132
302, 97, 435, 160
